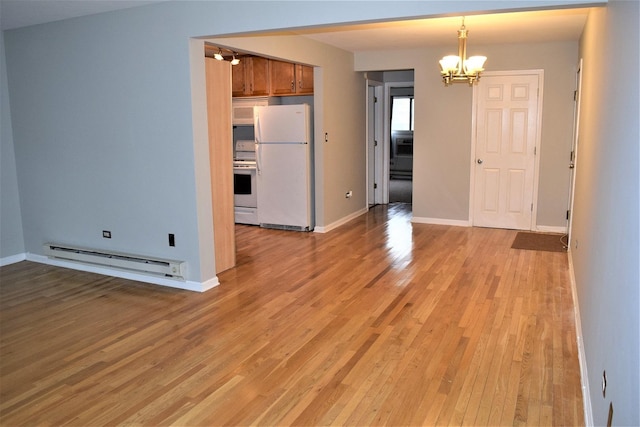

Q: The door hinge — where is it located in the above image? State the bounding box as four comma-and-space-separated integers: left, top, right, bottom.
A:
374, 96, 378, 103
374, 183, 378, 189
570, 150, 575, 161
374, 140, 378, 147
534, 146, 537, 155
567, 210, 570, 220
573, 90, 577, 101
531, 203, 534, 212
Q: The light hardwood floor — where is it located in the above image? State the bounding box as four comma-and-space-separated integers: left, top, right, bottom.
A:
0, 204, 583, 426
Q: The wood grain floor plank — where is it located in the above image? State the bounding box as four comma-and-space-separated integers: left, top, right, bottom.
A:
0, 204, 584, 426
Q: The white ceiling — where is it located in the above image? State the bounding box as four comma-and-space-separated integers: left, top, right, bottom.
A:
0, 1, 591, 51
292, 8, 590, 52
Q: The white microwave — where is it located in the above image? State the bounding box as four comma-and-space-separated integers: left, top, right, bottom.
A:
232, 97, 280, 126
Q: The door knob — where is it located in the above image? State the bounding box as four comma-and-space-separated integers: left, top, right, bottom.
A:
477, 159, 483, 164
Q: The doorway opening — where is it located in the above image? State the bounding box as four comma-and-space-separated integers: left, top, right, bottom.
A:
389, 86, 414, 204
366, 71, 414, 208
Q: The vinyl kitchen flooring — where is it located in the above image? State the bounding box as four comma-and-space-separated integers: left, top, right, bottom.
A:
0, 204, 583, 426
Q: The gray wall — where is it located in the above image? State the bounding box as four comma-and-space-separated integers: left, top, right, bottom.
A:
0, 30, 25, 261
4, 6, 206, 280
573, 1, 639, 425
355, 40, 578, 228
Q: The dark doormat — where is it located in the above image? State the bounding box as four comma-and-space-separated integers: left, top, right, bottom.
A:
511, 232, 567, 252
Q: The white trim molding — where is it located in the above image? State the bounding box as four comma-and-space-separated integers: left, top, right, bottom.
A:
411, 216, 471, 227
0, 253, 27, 267
314, 207, 368, 233
25, 253, 219, 292
536, 225, 567, 234
568, 250, 593, 426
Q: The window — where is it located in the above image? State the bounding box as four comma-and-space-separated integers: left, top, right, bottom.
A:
391, 96, 414, 131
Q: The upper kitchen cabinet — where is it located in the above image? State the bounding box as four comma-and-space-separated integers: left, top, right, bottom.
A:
269, 60, 314, 96
232, 56, 270, 97
295, 64, 314, 95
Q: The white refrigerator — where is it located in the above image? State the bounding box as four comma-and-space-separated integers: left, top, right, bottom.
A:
254, 104, 314, 231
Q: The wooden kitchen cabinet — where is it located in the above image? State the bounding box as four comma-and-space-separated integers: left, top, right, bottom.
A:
269, 60, 296, 95
232, 56, 270, 97
295, 64, 314, 95
269, 60, 314, 96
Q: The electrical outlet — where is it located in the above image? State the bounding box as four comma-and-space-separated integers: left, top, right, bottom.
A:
102, 230, 111, 239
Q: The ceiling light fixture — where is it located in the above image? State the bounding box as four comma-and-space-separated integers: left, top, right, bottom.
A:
439, 18, 487, 86
206, 45, 242, 65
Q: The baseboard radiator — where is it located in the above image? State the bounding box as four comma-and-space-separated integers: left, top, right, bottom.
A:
43, 243, 186, 279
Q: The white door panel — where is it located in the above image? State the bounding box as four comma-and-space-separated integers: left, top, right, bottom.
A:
473, 73, 541, 230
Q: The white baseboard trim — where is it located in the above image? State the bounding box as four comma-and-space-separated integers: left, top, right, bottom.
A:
536, 225, 567, 234
411, 216, 471, 227
26, 253, 219, 293
314, 207, 368, 233
567, 250, 593, 426
198, 276, 221, 292
0, 252, 27, 267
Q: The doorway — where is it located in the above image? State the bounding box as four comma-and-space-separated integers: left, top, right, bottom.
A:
389, 86, 414, 204
366, 72, 415, 208
470, 70, 544, 230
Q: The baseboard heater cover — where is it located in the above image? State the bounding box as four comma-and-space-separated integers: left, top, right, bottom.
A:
260, 223, 313, 232
43, 243, 186, 279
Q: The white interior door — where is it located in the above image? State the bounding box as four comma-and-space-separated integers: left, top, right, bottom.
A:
567, 60, 583, 248
367, 82, 384, 207
367, 85, 376, 206
472, 72, 542, 230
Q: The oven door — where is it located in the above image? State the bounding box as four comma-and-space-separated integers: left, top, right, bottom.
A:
233, 166, 257, 208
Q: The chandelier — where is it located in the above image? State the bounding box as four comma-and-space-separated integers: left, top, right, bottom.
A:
439, 18, 487, 86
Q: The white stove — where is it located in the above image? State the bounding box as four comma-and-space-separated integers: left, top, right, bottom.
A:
233, 140, 258, 225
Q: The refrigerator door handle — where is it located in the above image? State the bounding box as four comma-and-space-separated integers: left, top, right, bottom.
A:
254, 113, 261, 144
255, 142, 262, 175
255, 112, 262, 175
